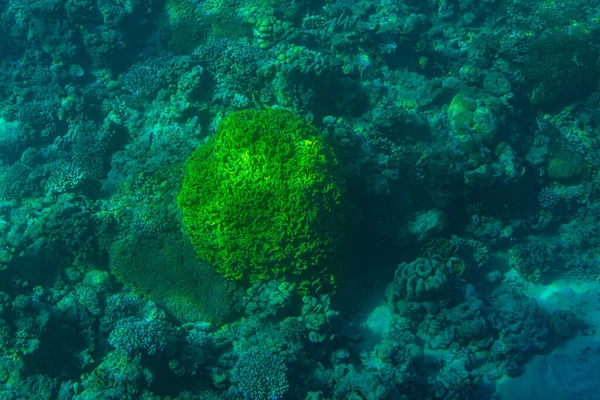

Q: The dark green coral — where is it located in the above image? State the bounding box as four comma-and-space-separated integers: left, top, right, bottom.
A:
547, 146, 586, 180
523, 29, 598, 106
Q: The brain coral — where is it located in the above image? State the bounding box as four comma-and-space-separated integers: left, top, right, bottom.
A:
177, 109, 346, 285
392, 257, 449, 301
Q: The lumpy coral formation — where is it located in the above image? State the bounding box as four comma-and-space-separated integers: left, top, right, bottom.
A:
447, 88, 506, 167
177, 108, 346, 284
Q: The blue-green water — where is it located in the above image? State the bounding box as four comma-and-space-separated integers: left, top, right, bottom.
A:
0, 0, 599, 398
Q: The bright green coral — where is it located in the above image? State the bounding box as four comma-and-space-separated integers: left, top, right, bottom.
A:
177, 109, 346, 284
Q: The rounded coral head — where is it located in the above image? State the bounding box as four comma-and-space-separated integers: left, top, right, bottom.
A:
177, 109, 346, 284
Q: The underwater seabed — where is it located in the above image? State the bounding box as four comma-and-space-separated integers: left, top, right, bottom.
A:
495, 276, 600, 400
347, 249, 600, 400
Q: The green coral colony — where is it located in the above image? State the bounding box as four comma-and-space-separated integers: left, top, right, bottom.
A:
178, 109, 346, 285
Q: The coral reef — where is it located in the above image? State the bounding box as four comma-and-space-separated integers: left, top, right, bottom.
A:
0, 0, 598, 398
